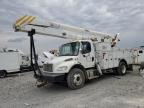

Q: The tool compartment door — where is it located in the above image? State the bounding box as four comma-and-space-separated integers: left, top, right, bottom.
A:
96, 51, 109, 69
137, 49, 144, 64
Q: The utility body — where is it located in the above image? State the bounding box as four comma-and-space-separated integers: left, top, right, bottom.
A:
13, 16, 144, 89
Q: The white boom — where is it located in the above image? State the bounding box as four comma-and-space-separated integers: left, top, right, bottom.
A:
13, 15, 117, 42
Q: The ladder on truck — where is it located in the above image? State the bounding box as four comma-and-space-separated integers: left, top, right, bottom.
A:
13, 15, 119, 77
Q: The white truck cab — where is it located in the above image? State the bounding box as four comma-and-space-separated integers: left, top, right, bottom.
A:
43, 40, 95, 73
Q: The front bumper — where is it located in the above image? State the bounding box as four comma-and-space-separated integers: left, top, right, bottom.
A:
34, 72, 66, 82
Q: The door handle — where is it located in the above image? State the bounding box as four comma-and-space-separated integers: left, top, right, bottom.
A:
83, 54, 86, 57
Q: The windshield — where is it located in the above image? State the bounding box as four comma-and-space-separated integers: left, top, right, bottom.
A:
59, 42, 80, 56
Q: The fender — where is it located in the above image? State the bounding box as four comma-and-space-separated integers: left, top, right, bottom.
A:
119, 59, 128, 67
68, 64, 88, 80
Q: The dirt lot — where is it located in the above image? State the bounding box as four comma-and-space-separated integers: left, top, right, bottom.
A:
0, 70, 144, 108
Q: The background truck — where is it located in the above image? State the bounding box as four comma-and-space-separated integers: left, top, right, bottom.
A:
13, 16, 144, 89
0, 51, 21, 77
0, 48, 31, 78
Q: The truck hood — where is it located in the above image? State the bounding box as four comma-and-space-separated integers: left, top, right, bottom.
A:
46, 56, 77, 64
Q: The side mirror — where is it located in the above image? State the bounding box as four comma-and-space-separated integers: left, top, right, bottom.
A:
80, 49, 84, 54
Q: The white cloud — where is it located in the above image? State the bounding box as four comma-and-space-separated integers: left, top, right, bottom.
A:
0, 0, 144, 53
96, 5, 114, 18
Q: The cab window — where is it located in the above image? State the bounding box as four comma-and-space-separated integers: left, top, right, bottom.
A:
81, 42, 91, 54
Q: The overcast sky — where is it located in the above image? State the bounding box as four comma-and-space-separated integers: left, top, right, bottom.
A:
0, 0, 144, 54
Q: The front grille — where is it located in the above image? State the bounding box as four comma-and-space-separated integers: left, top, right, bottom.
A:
43, 63, 53, 72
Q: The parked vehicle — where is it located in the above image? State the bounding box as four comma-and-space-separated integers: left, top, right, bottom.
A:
0, 51, 22, 78
0, 48, 32, 77
13, 16, 144, 89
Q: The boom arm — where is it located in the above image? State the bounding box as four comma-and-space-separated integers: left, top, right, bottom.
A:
13, 15, 115, 41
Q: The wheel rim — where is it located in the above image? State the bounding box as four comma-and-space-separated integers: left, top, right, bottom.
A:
73, 73, 82, 86
121, 65, 126, 74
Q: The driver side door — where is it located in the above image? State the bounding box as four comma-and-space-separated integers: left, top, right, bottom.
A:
78, 41, 95, 68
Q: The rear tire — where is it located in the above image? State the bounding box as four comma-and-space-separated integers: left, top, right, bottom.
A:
0, 70, 7, 78
67, 68, 85, 90
117, 62, 127, 75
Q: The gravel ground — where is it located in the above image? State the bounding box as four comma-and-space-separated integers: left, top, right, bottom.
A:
0, 70, 144, 108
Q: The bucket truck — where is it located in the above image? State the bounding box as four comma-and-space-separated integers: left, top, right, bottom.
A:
13, 15, 144, 89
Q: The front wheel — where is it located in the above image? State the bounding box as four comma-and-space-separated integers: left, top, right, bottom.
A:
67, 68, 85, 90
117, 62, 127, 75
0, 70, 7, 78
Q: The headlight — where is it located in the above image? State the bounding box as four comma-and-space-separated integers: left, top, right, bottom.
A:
57, 66, 68, 71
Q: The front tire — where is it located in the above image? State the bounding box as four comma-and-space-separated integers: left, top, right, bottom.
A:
0, 70, 7, 78
67, 68, 85, 90
117, 62, 127, 75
